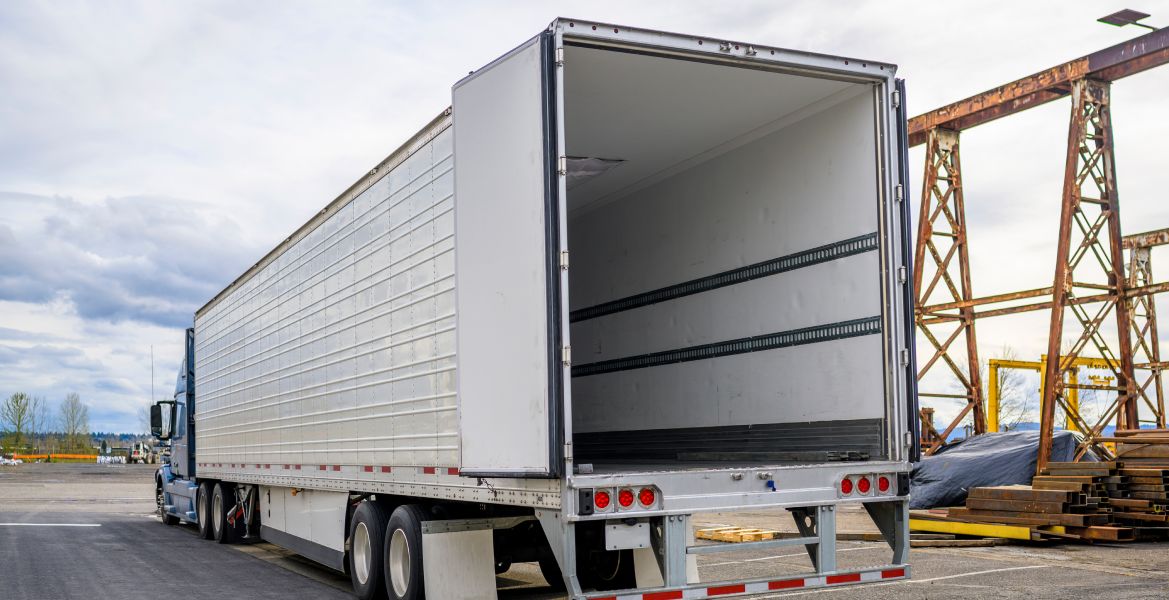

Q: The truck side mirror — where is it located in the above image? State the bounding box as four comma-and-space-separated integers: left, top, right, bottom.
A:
151, 401, 176, 440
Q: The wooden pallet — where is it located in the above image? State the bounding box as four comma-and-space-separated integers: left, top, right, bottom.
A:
695, 527, 780, 542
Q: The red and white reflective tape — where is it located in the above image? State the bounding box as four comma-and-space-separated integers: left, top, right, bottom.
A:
197, 463, 454, 475
590, 567, 907, 600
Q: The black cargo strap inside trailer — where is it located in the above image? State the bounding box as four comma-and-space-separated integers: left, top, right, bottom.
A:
570, 232, 878, 323
571, 315, 881, 378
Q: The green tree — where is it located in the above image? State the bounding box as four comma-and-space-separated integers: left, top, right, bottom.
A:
2, 392, 35, 451
59, 393, 90, 452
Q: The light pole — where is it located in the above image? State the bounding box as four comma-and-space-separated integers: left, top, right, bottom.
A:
1098, 9, 1159, 30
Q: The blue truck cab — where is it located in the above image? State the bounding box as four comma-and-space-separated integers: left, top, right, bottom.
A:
152, 327, 199, 526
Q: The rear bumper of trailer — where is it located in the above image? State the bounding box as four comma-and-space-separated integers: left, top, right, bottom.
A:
579, 565, 911, 599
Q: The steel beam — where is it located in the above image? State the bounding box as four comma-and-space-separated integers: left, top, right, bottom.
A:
908, 28, 1169, 146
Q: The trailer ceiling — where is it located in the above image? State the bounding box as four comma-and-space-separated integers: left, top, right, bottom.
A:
563, 45, 869, 215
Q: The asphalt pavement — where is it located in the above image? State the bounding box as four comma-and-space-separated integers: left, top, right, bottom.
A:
3, 463, 1169, 599
0, 510, 352, 600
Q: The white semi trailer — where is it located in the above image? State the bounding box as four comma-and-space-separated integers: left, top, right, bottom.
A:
151, 18, 918, 599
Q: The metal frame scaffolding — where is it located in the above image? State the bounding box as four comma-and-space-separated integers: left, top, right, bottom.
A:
908, 28, 1169, 469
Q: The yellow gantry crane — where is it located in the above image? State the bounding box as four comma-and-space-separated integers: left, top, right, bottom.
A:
987, 355, 1116, 433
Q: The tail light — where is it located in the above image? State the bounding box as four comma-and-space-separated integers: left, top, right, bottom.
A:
839, 473, 899, 498
617, 488, 635, 507
638, 487, 655, 507
594, 490, 611, 510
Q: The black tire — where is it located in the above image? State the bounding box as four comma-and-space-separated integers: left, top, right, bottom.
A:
582, 548, 636, 591
349, 501, 390, 600
211, 482, 239, 544
157, 479, 179, 526
196, 482, 214, 540
383, 505, 429, 600
537, 554, 566, 592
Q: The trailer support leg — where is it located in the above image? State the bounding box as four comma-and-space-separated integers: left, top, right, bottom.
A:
651, 514, 691, 587
791, 505, 836, 572
864, 500, 910, 565
536, 509, 584, 597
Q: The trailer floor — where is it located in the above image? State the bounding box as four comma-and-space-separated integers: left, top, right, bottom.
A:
3, 463, 1168, 599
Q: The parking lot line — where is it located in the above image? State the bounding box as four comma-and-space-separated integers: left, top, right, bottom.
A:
0, 522, 102, 527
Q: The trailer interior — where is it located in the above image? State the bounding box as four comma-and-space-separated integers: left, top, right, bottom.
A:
563, 44, 890, 472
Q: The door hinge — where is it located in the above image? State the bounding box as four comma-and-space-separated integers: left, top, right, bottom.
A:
898, 266, 907, 284
904, 431, 913, 449
557, 156, 567, 176
900, 348, 910, 367
562, 345, 572, 366
563, 441, 574, 460
559, 250, 570, 270
894, 184, 904, 202
555, 47, 565, 66
892, 89, 901, 109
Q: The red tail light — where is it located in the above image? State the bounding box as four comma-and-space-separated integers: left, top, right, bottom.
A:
840, 477, 853, 495
857, 476, 872, 494
878, 476, 891, 493
594, 490, 611, 509
638, 487, 655, 506
618, 489, 635, 507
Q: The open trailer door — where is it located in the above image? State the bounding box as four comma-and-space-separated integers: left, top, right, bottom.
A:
453, 32, 564, 477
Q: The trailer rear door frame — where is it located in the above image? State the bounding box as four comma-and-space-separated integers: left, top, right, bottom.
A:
453, 32, 565, 478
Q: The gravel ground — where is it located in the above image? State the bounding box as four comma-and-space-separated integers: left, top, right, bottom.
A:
3, 463, 1168, 599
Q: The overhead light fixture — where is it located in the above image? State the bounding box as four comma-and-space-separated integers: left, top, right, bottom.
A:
1097, 9, 1158, 30
565, 156, 624, 190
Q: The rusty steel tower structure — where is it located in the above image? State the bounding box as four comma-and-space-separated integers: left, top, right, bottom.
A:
907, 28, 1169, 469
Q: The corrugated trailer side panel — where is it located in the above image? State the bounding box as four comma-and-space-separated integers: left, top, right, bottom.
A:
196, 119, 458, 475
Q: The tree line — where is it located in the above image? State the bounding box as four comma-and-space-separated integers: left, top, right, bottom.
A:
1, 392, 91, 453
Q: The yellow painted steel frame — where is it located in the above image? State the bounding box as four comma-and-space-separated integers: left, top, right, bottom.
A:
909, 518, 1066, 541
987, 356, 1117, 433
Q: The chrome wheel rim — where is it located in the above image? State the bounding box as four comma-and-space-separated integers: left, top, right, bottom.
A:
213, 492, 223, 534
354, 522, 371, 585
389, 528, 410, 596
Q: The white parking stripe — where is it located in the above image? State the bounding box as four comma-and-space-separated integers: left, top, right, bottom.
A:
0, 523, 102, 527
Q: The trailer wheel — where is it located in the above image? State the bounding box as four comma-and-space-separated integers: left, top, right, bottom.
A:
212, 482, 238, 544
537, 554, 566, 592
583, 549, 636, 590
196, 482, 214, 540
383, 505, 428, 600
349, 501, 389, 600
156, 479, 179, 526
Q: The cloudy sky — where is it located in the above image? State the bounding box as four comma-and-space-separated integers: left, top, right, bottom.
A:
1, 1, 1167, 433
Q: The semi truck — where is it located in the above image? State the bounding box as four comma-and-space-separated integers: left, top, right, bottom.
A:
151, 17, 918, 600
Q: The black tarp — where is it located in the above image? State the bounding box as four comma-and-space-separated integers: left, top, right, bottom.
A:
910, 430, 1093, 509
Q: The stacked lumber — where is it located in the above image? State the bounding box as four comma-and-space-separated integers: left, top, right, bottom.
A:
1032, 462, 1134, 541
1115, 429, 1169, 467
947, 483, 1129, 541
913, 431, 1169, 544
